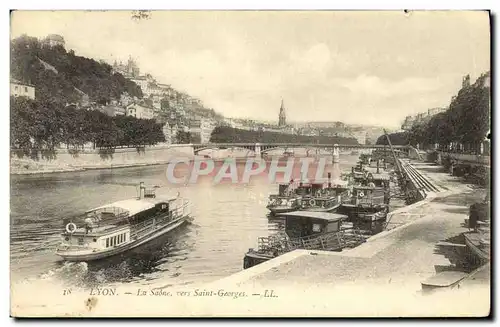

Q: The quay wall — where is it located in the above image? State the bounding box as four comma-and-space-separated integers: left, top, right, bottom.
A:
10, 144, 195, 174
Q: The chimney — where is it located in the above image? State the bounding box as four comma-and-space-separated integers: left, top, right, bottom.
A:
139, 182, 145, 199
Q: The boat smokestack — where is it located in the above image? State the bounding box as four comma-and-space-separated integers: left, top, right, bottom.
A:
377, 160, 380, 174
327, 172, 332, 188
139, 182, 145, 199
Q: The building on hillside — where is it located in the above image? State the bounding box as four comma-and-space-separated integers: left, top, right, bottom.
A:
120, 92, 135, 107
427, 107, 446, 116
100, 104, 126, 116
401, 115, 415, 131
126, 102, 155, 120
278, 99, 287, 127
475, 71, 491, 88
130, 76, 148, 94
189, 118, 215, 144
415, 112, 431, 125
112, 56, 140, 78
149, 95, 162, 110
160, 121, 172, 144
10, 79, 35, 100
462, 74, 471, 88
42, 34, 65, 48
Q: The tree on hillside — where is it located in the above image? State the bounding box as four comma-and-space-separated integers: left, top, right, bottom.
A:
376, 71, 490, 153
10, 35, 143, 105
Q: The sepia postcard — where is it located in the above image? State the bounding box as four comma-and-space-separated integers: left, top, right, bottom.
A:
9, 10, 491, 318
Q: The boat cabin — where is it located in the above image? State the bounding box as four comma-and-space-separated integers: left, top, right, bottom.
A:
295, 183, 324, 197
268, 195, 301, 207
366, 172, 391, 189
276, 211, 346, 239
346, 186, 387, 207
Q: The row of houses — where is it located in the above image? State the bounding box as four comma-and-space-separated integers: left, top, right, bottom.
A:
400, 107, 447, 131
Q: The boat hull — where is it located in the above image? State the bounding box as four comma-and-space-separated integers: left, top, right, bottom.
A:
267, 206, 298, 215
299, 203, 341, 213
464, 232, 490, 263
243, 251, 275, 269
56, 217, 188, 262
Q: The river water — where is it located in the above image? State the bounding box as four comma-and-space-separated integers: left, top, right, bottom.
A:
10, 154, 361, 289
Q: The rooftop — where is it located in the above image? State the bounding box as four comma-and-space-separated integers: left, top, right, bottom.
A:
86, 196, 175, 217
10, 79, 34, 87
46, 34, 65, 42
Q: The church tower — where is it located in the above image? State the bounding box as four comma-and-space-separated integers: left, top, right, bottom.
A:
278, 99, 287, 127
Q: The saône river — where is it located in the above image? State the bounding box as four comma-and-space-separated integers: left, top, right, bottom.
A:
10, 151, 361, 290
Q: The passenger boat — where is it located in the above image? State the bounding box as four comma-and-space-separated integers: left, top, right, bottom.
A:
243, 211, 366, 269
56, 182, 192, 262
339, 185, 389, 222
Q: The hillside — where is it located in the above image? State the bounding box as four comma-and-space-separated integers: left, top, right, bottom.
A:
10, 35, 143, 105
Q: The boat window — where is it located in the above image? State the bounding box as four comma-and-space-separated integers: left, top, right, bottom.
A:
327, 221, 340, 232
312, 224, 322, 233
106, 238, 109, 247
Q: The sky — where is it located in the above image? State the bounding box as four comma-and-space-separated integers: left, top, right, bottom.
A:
11, 10, 490, 128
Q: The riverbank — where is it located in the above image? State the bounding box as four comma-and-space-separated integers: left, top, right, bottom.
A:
10, 145, 196, 175
203, 161, 490, 316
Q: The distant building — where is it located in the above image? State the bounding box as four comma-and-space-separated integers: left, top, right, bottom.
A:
401, 115, 415, 131
427, 107, 446, 117
113, 56, 140, 78
278, 99, 287, 127
10, 79, 35, 99
42, 34, 65, 48
126, 102, 155, 120
462, 74, 471, 88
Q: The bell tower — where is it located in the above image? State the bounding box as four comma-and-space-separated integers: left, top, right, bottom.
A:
278, 99, 286, 127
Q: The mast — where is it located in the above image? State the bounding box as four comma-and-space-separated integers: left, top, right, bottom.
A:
383, 129, 403, 177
